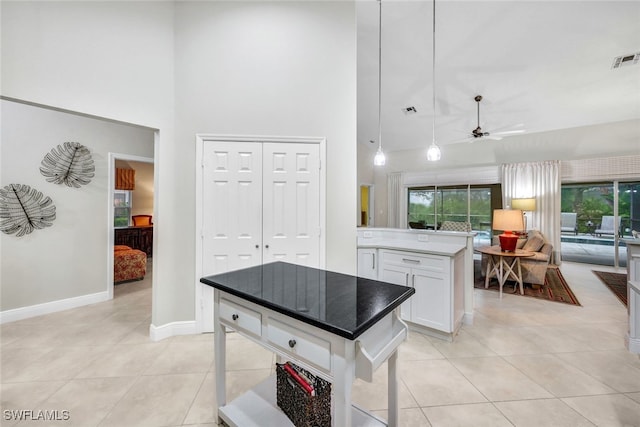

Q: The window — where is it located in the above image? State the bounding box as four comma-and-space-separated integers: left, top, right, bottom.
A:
408, 187, 436, 228
408, 184, 500, 247
114, 190, 132, 227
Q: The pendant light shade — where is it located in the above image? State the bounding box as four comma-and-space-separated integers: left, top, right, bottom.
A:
427, 0, 441, 162
374, 146, 386, 166
374, 0, 385, 166
427, 143, 441, 161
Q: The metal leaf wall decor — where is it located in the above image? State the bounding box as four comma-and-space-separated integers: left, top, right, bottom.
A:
0, 184, 56, 237
40, 141, 95, 187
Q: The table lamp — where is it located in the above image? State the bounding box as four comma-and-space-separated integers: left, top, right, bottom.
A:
493, 209, 524, 252
511, 198, 536, 230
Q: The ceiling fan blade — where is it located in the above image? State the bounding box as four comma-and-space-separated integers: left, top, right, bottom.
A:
482, 135, 503, 141
492, 129, 526, 136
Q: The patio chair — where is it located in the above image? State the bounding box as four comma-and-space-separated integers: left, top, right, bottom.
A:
560, 212, 578, 235
595, 215, 621, 237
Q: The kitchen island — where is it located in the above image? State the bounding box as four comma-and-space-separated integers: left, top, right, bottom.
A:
200, 261, 415, 427
357, 228, 474, 340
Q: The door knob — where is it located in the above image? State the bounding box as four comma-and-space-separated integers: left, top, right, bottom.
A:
288, 339, 296, 348
232, 314, 239, 321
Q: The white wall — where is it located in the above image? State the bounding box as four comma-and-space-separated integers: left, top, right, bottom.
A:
0, 100, 154, 311
365, 119, 640, 227
1, 1, 176, 325
174, 0, 357, 286
2, 1, 358, 327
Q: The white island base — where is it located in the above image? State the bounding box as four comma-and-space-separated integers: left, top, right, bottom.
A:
219, 375, 389, 427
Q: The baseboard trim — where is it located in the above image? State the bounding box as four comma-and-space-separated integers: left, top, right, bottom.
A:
149, 320, 197, 342
0, 291, 110, 324
626, 334, 640, 354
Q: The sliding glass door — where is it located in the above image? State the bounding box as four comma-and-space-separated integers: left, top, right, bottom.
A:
561, 181, 638, 267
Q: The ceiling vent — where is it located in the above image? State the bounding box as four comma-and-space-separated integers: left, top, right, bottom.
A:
612, 52, 640, 69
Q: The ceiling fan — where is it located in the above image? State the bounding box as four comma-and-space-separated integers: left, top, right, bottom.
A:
456, 95, 525, 143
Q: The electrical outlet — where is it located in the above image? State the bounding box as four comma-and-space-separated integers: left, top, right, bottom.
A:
417, 234, 428, 242
363, 231, 373, 238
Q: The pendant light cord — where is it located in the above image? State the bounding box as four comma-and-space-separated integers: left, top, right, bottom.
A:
432, 0, 436, 144
378, 0, 383, 152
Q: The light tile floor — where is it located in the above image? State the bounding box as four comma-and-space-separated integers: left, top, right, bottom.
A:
2, 261, 640, 426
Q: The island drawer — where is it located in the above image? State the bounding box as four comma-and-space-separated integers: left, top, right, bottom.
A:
267, 317, 331, 371
219, 297, 262, 337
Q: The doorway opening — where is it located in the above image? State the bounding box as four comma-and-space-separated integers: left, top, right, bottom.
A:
360, 184, 374, 227
108, 153, 155, 300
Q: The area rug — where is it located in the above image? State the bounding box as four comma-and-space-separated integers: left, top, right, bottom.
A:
592, 270, 627, 306
474, 263, 581, 306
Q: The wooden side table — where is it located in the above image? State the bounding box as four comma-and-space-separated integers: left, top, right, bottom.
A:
477, 245, 535, 298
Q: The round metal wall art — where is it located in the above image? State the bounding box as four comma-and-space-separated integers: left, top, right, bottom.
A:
0, 184, 57, 237
40, 141, 95, 188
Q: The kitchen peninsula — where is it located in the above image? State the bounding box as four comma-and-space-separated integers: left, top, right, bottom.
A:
201, 261, 415, 427
357, 227, 475, 340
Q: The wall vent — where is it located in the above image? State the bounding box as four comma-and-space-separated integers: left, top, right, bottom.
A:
612, 52, 640, 69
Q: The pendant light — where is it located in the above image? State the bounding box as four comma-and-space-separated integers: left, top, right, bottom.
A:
373, 0, 386, 166
426, 0, 441, 161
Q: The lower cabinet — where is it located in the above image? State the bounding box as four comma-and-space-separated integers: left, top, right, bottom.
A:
361, 247, 464, 337
357, 248, 378, 280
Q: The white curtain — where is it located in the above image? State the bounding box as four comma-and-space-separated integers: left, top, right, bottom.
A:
502, 161, 561, 264
387, 173, 403, 228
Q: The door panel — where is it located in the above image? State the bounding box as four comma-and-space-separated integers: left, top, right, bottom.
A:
263, 143, 320, 267
379, 264, 411, 320
202, 142, 262, 275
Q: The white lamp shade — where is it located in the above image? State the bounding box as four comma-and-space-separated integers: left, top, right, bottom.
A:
493, 209, 524, 231
511, 198, 536, 211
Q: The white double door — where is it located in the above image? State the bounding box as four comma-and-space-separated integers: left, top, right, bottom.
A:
200, 140, 321, 331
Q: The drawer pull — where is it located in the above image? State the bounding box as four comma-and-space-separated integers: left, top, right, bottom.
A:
402, 258, 420, 264
288, 339, 297, 348
232, 313, 239, 321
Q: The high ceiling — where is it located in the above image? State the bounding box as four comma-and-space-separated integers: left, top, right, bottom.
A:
357, 1, 640, 153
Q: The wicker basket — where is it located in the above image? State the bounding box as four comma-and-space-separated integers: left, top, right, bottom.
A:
276, 363, 331, 427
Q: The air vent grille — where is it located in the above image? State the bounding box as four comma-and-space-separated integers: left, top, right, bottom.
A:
612, 52, 640, 69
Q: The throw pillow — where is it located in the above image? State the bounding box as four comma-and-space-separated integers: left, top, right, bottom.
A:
522, 232, 545, 252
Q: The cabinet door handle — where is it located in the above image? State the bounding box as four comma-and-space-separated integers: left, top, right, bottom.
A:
412, 274, 415, 286
288, 339, 296, 348
255, 245, 259, 249
372, 253, 376, 269
232, 314, 239, 321
405, 273, 409, 285
265, 244, 270, 249
402, 258, 420, 264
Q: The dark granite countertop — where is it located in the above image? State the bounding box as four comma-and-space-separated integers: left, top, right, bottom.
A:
200, 262, 415, 340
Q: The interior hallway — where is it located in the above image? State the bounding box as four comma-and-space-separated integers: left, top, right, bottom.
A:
1, 261, 640, 426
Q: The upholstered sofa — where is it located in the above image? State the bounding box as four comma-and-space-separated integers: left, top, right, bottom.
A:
481, 230, 553, 287
114, 245, 147, 282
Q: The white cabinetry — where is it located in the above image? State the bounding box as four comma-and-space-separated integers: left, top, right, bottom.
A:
378, 249, 464, 339
624, 239, 640, 354
357, 248, 377, 280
